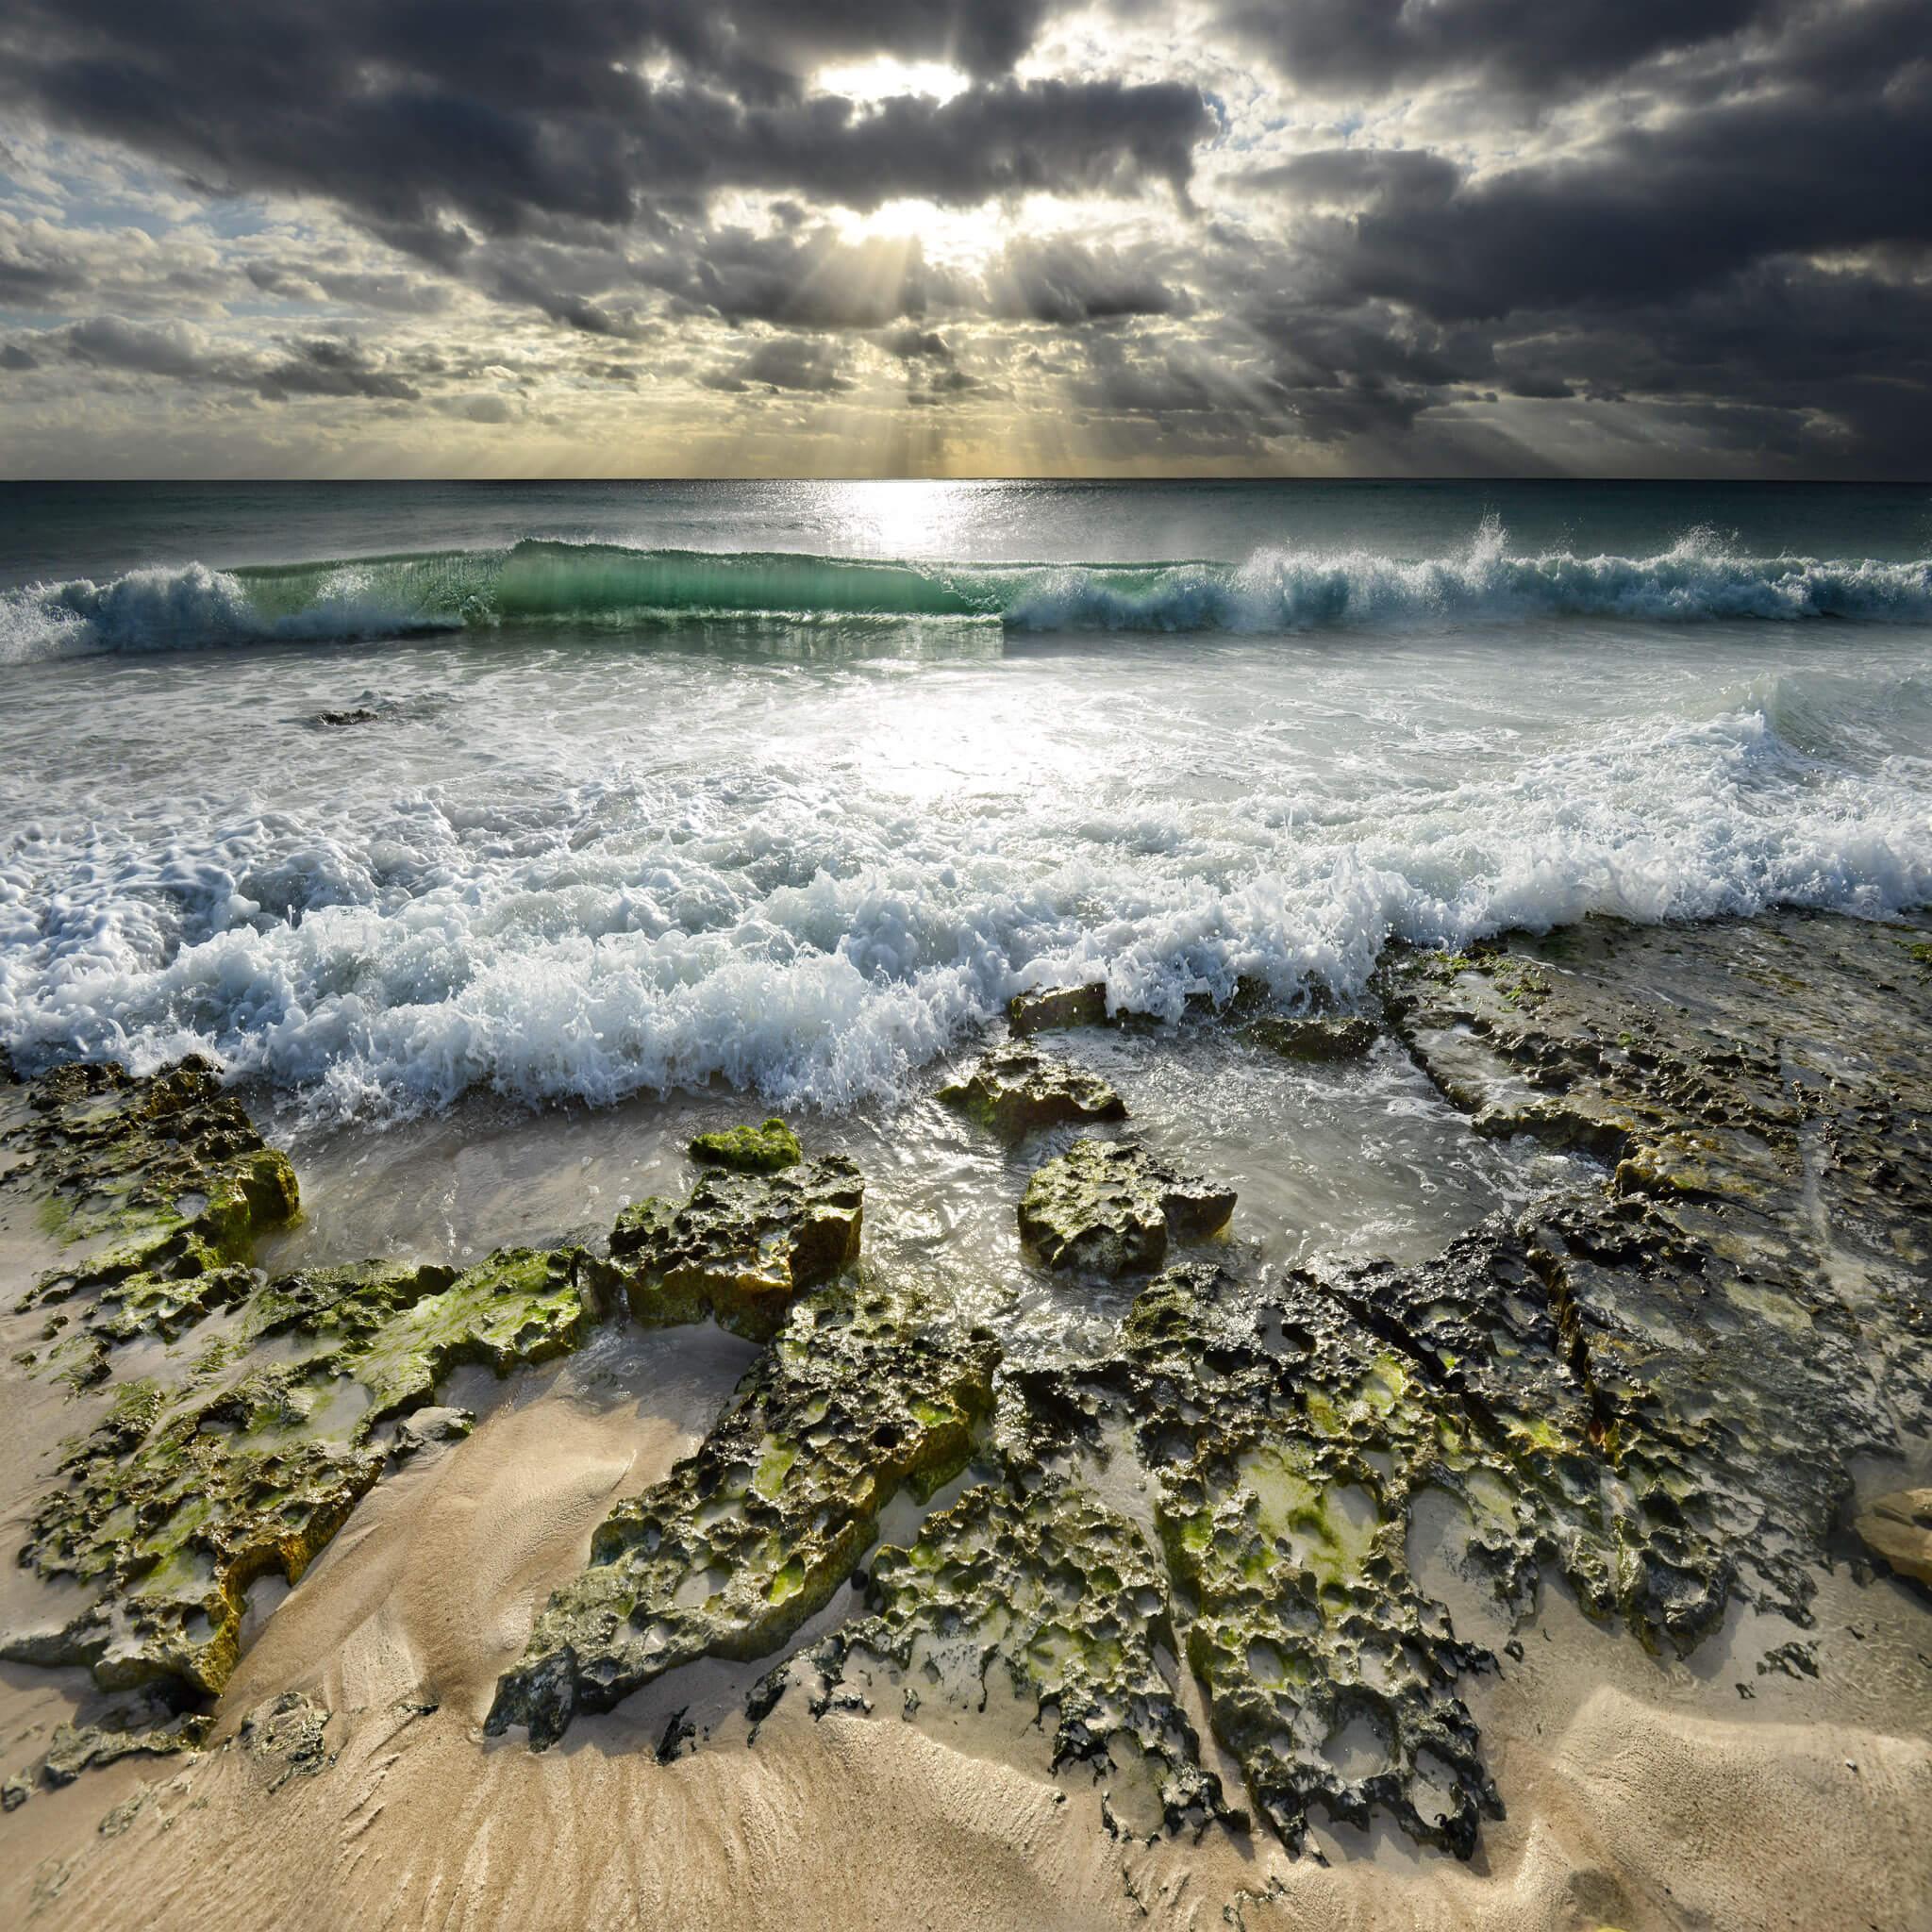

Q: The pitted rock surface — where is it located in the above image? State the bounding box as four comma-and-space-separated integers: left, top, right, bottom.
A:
486, 1278, 999, 1747
939, 1043, 1127, 1139
806, 1376, 1236, 1836
8, 1057, 299, 1384
1379, 912, 1932, 1631
7, 1245, 591, 1695
606, 1155, 863, 1341
1019, 1139, 1236, 1276
690, 1117, 802, 1174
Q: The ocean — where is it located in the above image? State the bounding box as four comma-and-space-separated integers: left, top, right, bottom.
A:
3, 478, 1931, 1137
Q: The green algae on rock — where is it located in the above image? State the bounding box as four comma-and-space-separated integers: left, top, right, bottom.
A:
5, 1245, 599, 1698
485, 1278, 1000, 1747
938, 1042, 1127, 1140
8, 1058, 299, 1386
605, 1155, 863, 1341
1243, 1015, 1380, 1063
690, 1117, 802, 1174
803, 1379, 1241, 1837
1018, 1139, 1236, 1276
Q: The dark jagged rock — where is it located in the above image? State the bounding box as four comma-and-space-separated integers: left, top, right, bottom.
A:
1008, 983, 1110, 1035
239, 1691, 333, 1791
1245, 1015, 1380, 1063
605, 1156, 863, 1341
1018, 1139, 1236, 1276
689, 1117, 802, 1174
806, 1379, 1241, 1837
938, 1043, 1127, 1139
1379, 912, 1932, 1634
1857, 1489, 1932, 1588
485, 1279, 1000, 1748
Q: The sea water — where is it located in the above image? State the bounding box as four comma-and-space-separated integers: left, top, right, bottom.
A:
2, 479, 1929, 1137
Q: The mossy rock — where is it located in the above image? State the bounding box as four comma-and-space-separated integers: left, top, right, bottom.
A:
1018, 1139, 1235, 1276
690, 1117, 802, 1174
1245, 1015, 1379, 1063
607, 1157, 863, 1341
938, 1042, 1127, 1139
486, 1279, 1000, 1748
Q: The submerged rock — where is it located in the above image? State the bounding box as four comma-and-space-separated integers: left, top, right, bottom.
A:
689, 1117, 802, 1174
938, 1043, 1127, 1139
1245, 1014, 1380, 1063
486, 1279, 999, 1748
606, 1156, 863, 1341
1008, 983, 1110, 1035
1857, 1490, 1932, 1588
1018, 1139, 1236, 1275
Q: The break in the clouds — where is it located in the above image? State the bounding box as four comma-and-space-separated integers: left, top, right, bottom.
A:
0, 0, 1926, 475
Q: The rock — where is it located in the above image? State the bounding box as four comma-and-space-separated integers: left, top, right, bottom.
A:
41, 1706, 209, 1786
486, 1279, 999, 1748
2, 1058, 604, 1704
1008, 983, 1110, 1035
938, 1043, 1126, 1138
1018, 1139, 1235, 1275
391, 1406, 475, 1457
1856, 1489, 1932, 1587
809, 1395, 1239, 1836
240, 1691, 332, 1791
1246, 1014, 1380, 1062
1, 1772, 29, 1810
607, 1157, 863, 1341
689, 1117, 802, 1174
9, 1057, 300, 1361
1378, 912, 1932, 1634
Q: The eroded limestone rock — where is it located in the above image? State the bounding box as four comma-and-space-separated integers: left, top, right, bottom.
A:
690, 1117, 802, 1174
1008, 984, 1110, 1035
1245, 1015, 1379, 1063
939, 1043, 1126, 1139
607, 1156, 863, 1341
8, 1058, 299, 1385
1018, 1139, 1235, 1275
486, 1279, 999, 1747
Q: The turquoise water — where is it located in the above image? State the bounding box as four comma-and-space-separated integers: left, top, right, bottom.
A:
2, 479, 1930, 1118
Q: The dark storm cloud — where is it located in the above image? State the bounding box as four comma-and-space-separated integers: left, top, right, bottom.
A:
991, 237, 1187, 325
0, 2, 1205, 246
1218, 0, 1767, 97
1224, 0, 1932, 469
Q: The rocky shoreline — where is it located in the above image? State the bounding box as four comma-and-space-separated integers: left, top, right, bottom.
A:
3, 908, 1931, 1880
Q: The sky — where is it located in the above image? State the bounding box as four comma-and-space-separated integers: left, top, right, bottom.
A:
0, 0, 1927, 478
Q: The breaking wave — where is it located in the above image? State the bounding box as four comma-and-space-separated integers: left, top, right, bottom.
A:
5, 520, 1931, 661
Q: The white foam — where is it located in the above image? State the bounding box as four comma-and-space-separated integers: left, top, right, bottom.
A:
3, 636, 1930, 1124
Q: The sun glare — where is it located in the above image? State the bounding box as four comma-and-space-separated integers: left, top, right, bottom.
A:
811, 58, 971, 106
